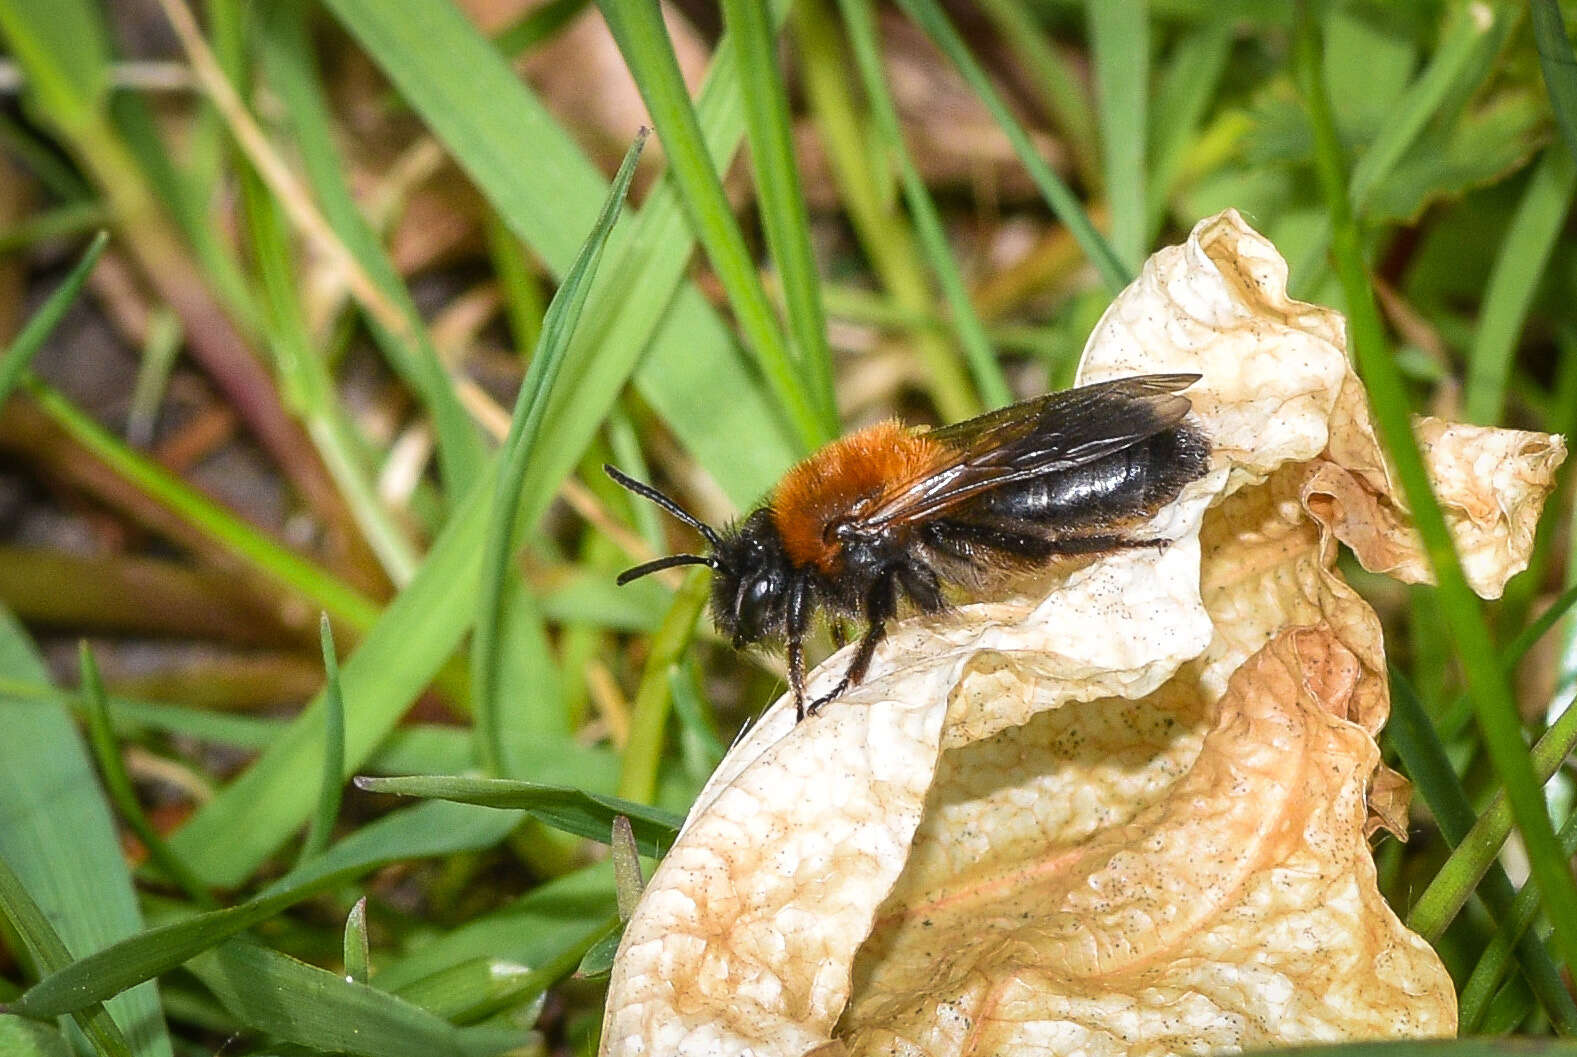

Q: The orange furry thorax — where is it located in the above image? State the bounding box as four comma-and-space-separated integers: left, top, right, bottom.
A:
769, 421, 942, 571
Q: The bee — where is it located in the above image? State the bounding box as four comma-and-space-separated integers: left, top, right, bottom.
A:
607, 374, 1211, 722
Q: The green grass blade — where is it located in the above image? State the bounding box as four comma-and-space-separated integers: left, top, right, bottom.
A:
1088, 0, 1148, 271
473, 132, 646, 776
597, 0, 834, 447
298, 615, 347, 866
838, 0, 1012, 410
1385, 670, 1577, 1030
369, 864, 614, 993
255, 0, 486, 498
0, 608, 171, 1056
17, 801, 520, 1018
237, 165, 421, 585
1147, 23, 1231, 241
183, 940, 518, 1057
163, 477, 494, 886
354, 775, 681, 853
0, 230, 107, 410
0, 858, 135, 1057
1533, 0, 1577, 164
24, 376, 381, 633
494, 0, 591, 57
721, 0, 837, 427
1408, 666, 1577, 942
893, 0, 1130, 293
1350, 4, 1509, 214
77, 643, 213, 908
0, 1016, 72, 1057
1438, 581, 1577, 739
323, 0, 800, 510
1463, 146, 1577, 424
1288, 2, 1510, 293
1460, 808, 1577, 1030
1295, 4, 1577, 981
0, 0, 109, 135
617, 568, 711, 804
610, 815, 645, 920
790, 0, 979, 422
975, 0, 1098, 187
344, 897, 371, 985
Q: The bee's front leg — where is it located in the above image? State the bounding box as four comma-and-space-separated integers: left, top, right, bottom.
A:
807, 573, 895, 717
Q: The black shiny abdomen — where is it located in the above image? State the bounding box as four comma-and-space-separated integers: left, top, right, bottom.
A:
973, 425, 1208, 531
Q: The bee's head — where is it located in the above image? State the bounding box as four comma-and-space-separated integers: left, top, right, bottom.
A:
708, 510, 792, 647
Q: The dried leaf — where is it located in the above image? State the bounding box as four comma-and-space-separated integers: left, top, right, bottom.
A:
601, 210, 1564, 1055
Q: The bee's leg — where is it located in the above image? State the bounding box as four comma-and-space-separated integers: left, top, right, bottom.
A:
808, 574, 896, 716
830, 621, 849, 649
1042, 533, 1167, 555
786, 577, 811, 723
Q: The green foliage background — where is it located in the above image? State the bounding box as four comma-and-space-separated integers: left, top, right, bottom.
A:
0, 0, 1575, 1052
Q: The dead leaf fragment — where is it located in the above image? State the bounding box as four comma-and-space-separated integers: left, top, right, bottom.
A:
601, 210, 1562, 1056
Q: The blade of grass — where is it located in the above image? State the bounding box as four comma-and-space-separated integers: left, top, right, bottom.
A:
1295, 4, 1577, 981
1460, 806, 1577, 1030
0, 608, 171, 1056
1289, 2, 1511, 294
354, 775, 681, 853
597, 0, 835, 447
975, 0, 1098, 188
298, 616, 347, 866
344, 897, 370, 985
893, 0, 1130, 293
493, 0, 591, 57
617, 567, 711, 804
324, 0, 802, 509
1088, 0, 1148, 271
171, 0, 804, 889
1438, 581, 1577, 740
22, 376, 380, 634
0, 230, 106, 410
255, 0, 486, 497
238, 165, 421, 584
790, 0, 979, 421
0, 858, 135, 1057
124, 306, 181, 448
1385, 669, 1577, 1030
838, 0, 1012, 410
77, 644, 214, 908
721, 0, 837, 427
1408, 665, 1577, 941
474, 132, 645, 775
1146, 22, 1231, 242
1533, 0, 1577, 164
0, 2, 360, 549
483, 214, 545, 357
369, 862, 615, 992
1462, 145, 1577, 424
183, 940, 519, 1057
16, 800, 521, 1017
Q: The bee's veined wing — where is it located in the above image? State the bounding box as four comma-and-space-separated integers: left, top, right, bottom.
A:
856, 374, 1202, 529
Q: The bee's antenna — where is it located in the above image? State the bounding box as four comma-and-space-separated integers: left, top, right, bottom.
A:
615, 553, 719, 585
603, 464, 725, 550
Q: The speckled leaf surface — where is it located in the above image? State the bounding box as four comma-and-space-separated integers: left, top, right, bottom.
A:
600, 210, 1565, 1056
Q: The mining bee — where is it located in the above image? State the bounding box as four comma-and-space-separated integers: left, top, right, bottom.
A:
608, 374, 1211, 722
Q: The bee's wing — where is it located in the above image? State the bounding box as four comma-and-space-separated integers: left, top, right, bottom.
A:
859, 373, 1202, 528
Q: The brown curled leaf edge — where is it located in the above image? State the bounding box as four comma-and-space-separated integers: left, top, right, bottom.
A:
599, 209, 1567, 1057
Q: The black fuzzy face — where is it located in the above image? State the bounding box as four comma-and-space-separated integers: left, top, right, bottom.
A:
710, 509, 795, 647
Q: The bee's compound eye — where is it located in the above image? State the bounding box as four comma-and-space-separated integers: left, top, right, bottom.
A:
733, 572, 781, 643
